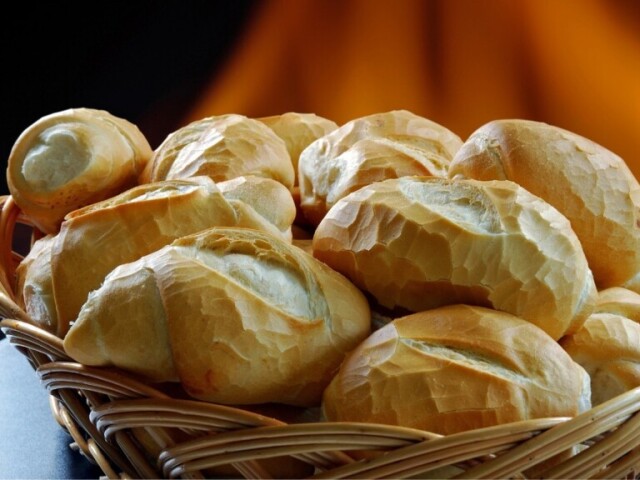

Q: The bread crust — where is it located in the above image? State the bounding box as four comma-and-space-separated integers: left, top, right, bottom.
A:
313, 176, 596, 340
449, 119, 640, 288
15, 235, 57, 333
561, 313, 640, 405
64, 227, 371, 406
7, 108, 152, 233
595, 287, 640, 323
298, 110, 462, 225
51, 176, 294, 337
322, 305, 591, 435
141, 114, 294, 189
258, 112, 338, 185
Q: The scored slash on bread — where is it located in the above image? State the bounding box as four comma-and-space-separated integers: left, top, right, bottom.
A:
312, 176, 597, 340
63, 227, 371, 407
7, 108, 153, 234
140, 114, 295, 189
298, 110, 463, 226
24, 176, 295, 337
323, 305, 591, 435
448, 119, 640, 289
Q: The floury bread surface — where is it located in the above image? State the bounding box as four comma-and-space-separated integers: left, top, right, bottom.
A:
298, 110, 462, 226
322, 305, 591, 435
63, 228, 371, 406
7, 108, 152, 233
51, 175, 295, 337
140, 113, 295, 189
313, 176, 596, 340
448, 119, 640, 289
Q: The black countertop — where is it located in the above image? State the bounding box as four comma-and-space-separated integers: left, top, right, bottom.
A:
0, 339, 102, 479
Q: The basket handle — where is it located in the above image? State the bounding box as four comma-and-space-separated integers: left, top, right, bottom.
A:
0, 196, 30, 321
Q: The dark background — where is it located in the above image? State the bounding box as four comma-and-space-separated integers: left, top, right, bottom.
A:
1, 1, 259, 195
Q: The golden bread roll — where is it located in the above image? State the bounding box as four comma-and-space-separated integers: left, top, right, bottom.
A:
298, 110, 463, 226
313, 176, 596, 340
64, 227, 371, 406
622, 273, 640, 296
216, 175, 296, 241
7, 108, 152, 233
322, 305, 591, 435
594, 287, 640, 323
448, 119, 640, 289
560, 313, 640, 405
51, 176, 295, 337
15, 235, 57, 333
140, 114, 294, 189
258, 112, 338, 185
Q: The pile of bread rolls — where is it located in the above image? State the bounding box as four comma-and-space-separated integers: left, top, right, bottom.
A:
6, 107, 640, 436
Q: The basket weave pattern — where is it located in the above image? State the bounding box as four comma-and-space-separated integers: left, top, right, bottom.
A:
1, 194, 640, 479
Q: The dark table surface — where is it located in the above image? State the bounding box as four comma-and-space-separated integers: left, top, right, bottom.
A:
0, 338, 103, 479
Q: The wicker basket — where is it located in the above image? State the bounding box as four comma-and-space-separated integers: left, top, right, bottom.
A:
1, 194, 640, 480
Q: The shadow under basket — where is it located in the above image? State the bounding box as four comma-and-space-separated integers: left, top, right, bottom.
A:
1, 194, 640, 480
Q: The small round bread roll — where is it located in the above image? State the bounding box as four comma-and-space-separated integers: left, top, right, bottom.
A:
15, 235, 57, 333
7, 108, 152, 234
140, 114, 294, 189
64, 227, 371, 406
322, 305, 591, 435
258, 112, 338, 185
560, 313, 640, 405
51, 176, 295, 337
448, 119, 640, 289
298, 110, 463, 226
594, 287, 640, 323
313, 176, 596, 340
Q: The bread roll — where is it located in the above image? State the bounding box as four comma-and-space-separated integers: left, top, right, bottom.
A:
216, 175, 296, 241
64, 227, 371, 406
51, 176, 295, 337
15, 235, 57, 333
258, 112, 338, 185
140, 114, 294, 189
322, 305, 591, 435
448, 119, 640, 289
560, 313, 640, 405
594, 287, 640, 323
622, 273, 640, 296
298, 110, 463, 226
313, 176, 596, 340
7, 108, 152, 234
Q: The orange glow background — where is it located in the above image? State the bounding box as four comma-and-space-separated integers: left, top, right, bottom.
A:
186, 0, 640, 177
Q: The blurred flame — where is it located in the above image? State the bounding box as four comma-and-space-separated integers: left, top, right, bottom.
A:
187, 0, 640, 177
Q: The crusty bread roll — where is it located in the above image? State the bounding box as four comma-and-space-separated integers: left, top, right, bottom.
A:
298, 110, 463, 226
448, 119, 640, 289
15, 235, 57, 333
51, 175, 295, 337
64, 227, 371, 406
258, 112, 338, 185
7, 108, 152, 234
594, 287, 640, 323
140, 114, 295, 189
322, 305, 591, 435
622, 273, 640, 296
313, 176, 596, 340
216, 175, 296, 241
560, 313, 640, 405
